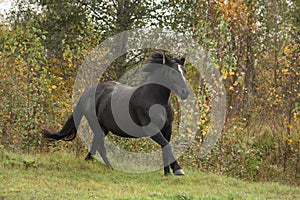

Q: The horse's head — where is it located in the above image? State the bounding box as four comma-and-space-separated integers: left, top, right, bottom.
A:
144, 52, 190, 100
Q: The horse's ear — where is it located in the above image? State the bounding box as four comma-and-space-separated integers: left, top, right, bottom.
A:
163, 53, 173, 65
180, 54, 186, 65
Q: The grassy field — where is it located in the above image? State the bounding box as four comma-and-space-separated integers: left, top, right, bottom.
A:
0, 150, 299, 200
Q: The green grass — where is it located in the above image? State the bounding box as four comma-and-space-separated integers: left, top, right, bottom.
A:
0, 150, 299, 200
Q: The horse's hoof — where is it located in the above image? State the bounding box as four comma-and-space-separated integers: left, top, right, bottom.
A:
107, 165, 113, 169
174, 169, 185, 175
85, 153, 94, 161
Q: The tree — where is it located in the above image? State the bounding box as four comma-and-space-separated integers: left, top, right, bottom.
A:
82, 0, 163, 79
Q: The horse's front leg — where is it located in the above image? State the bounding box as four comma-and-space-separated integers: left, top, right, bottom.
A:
161, 125, 172, 175
151, 132, 184, 176
164, 165, 171, 175
162, 123, 183, 175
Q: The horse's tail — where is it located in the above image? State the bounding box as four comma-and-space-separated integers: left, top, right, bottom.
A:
42, 106, 83, 141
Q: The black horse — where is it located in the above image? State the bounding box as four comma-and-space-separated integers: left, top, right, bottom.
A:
43, 52, 190, 175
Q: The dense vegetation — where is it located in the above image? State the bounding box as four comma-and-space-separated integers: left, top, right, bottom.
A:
0, 0, 299, 186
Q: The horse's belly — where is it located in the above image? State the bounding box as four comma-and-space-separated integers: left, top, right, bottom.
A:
98, 111, 137, 138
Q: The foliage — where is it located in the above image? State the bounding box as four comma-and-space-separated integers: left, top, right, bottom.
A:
0, 2, 97, 152
0, 23, 51, 150
167, 0, 300, 184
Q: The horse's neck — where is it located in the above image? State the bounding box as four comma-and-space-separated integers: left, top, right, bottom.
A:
141, 81, 171, 106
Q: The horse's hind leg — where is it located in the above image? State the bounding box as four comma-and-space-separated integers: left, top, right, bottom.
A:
85, 115, 112, 168
84, 124, 108, 160
85, 128, 108, 162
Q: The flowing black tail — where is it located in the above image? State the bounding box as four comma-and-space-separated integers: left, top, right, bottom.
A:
42, 107, 83, 141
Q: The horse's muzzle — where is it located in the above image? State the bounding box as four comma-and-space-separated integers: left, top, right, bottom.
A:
180, 88, 189, 100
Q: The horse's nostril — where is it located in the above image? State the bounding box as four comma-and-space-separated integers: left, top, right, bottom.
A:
182, 89, 188, 95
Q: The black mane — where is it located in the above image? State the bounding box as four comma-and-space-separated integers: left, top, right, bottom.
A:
148, 52, 184, 66
148, 52, 173, 64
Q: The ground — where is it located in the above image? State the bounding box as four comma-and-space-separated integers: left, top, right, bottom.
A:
0, 150, 299, 199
